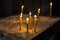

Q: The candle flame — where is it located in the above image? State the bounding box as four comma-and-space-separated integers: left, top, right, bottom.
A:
26, 18, 29, 21
26, 18, 29, 23
50, 2, 52, 5
21, 5, 24, 8
29, 12, 31, 16
20, 13, 22, 17
34, 15, 37, 18
38, 8, 40, 11
34, 15, 37, 21
38, 8, 40, 14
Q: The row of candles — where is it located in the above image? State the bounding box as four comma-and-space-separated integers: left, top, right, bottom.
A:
20, 2, 52, 33
20, 12, 38, 33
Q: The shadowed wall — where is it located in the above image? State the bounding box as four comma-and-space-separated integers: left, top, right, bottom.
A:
0, 0, 60, 18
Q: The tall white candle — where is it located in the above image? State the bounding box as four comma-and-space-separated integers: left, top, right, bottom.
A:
34, 15, 37, 33
21, 5, 24, 13
29, 12, 32, 29
26, 18, 29, 33
38, 8, 40, 17
50, 2, 52, 16
20, 13, 23, 30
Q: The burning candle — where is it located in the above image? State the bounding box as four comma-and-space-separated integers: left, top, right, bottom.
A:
21, 5, 24, 13
29, 12, 32, 29
50, 2, 52, 16
38, 8, 40, 17
20, 13, 23, 30
26, 18, 29, 33
34, 15, 37, 33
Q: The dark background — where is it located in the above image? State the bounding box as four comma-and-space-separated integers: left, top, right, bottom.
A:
0, 0, 60, 18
